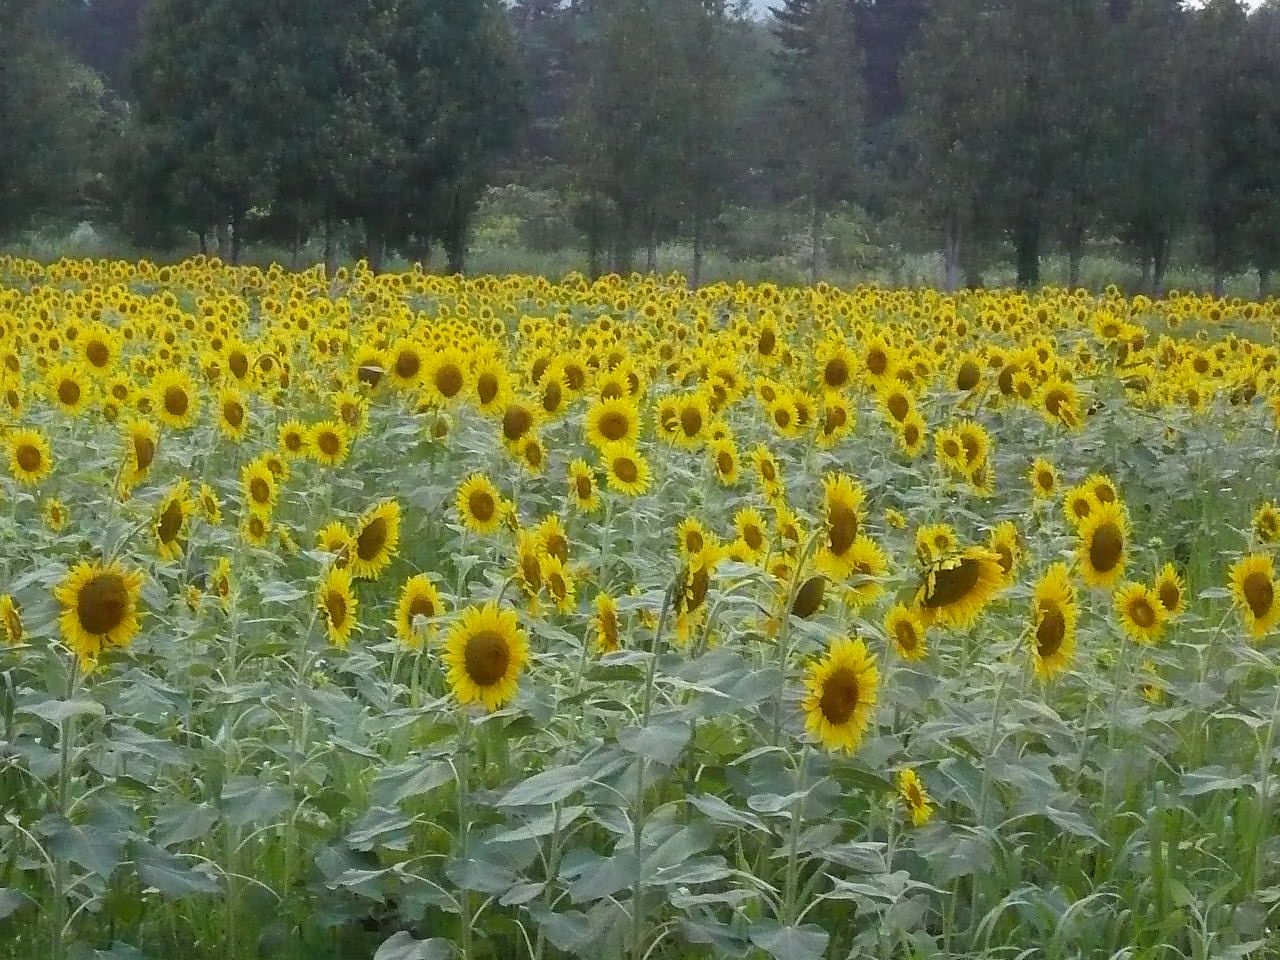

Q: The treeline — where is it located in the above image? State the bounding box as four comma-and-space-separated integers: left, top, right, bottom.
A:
2, 0, 1280, 293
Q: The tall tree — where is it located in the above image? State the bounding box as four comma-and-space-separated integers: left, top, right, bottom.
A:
771, 0, 866, 283
1241, 0, 1280, 296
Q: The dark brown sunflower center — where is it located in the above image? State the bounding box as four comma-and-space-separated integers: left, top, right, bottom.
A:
58, 380, 81, 406
773, 407, 792, 428
157, 499, 184, 543
542, 382, 562, 412
824, 358, 849, 389
598, 410, 630, 441
575, 474, 592, 499
743, 525, 764, 550
468, 490, 495, 523
680, 407, 702, 437
923, 558, 983, 610
521, 554, 541, 589
819, 667, 860, 725
86, 340, 109, 367
409, 596, 435, 619
867, 348, 888, 377
317, 431, 340, 456
956, 362, 980, 391
249, 477, 271, 504
435, 364, 463, 398
395, 350, 421, 380
791, 577, 825, 619
1094, 486, 1116, 504
827, 503, 859, 557
716, 450, 734, 474
1036, 605, 1066, 657
545, 534, 568, 564
758, 328, 776, 355
16, 444, 42, 472
77, 573, 127, 635
503, 406, 532, 442
284, 431, 302, 451
760, 460, 777, 482
324, 590, 348, 626
1243, 572, 1274, 620
477, 373, 499, 404
1088, 523, 1123, 573
223, 401, 244, 427
895, 620, 919, 652
357, 517, 388, 560
1158, 580, 1181, 612
1129, 597, 1156, 628
613, 456, 639, 484
996, 545, 1014, 575
164, 386, 189, 416
230, 353, 249, 379
464, 629, 510, 687
1037, 470, 1053, 490
887, 393, 909, 422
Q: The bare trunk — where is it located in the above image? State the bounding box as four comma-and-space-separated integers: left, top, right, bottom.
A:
1140, 255, 1152, 294
197, 230, 208, 256
1212, 266, 1226, 299
1066, 221, 1084, 290
645, 221, 657, 274
1261, 267, 1273, 300
1015, 215, 1040, 289
943, 216, 962, 293
323, 215, 338, 277
809, 197, 823, 286
691, 213, 704, 289
216, 220, 231, 261
1152, 234, 1170, 299
230, 209, 243, 266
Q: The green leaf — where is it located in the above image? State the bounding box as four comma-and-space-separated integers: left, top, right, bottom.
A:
346, 806, 414, 852
491, 806, 586, 843
373, 932, 454, 960
44, 817, 125, 878
20, 698, 105, 725
497, 765, 591, 807
135, 846, 220, 898
1181, 766, 1254, 796
748, 921, 830, 960
616, 721, 691, 765
372, 759, 454, 806
259, 581, 306, 604
687, 793, 768, 832
221, 776, 292, 826
0, 888, 34, 919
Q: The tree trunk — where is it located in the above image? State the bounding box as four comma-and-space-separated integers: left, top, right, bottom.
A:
216, 220, 231, 262
445, 190, 468, 274
1066, 221, 1084, 290
197, 230, 208, 256
613, 209, 633, 274
1140, 255, 1152, 294
290, 228, 301, 272
1260, 267, 1273, 300
323, 215, 338, 277
691, 212, 704, 289
1015, 215, 1040, 289
230, 208, 243, 266
645, 220, 657, 274
365, 214, 385, 273
587, 226, 601, 280
1152, 233, 1170, 298
1212, 265, 1226, 299
942, 215, 962, 293
809, 197, 823, 286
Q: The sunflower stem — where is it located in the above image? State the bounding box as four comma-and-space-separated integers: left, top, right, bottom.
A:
1249, 670, 1280, 894
455, 714, 475, 960
770, 533, 822, 746
51, 653, 79, 960
781, 746, 810, 926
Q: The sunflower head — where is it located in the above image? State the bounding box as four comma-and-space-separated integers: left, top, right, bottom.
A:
350, 500, 402, 580
802, 636, 879, 753
54, 559, 145, 665
1152, 563, 1187, 619
914, 547, 1005, 629
1115, 581, 1169, 644
318, 565, 358, 646
1077, 500, 1129, 590
1230, 553, 1280, 639
457, 474, 506, 535
897, 769, 934, 826
443, 601, 530, 711
395, 573, 445, 648
1031, 563, 1077, 680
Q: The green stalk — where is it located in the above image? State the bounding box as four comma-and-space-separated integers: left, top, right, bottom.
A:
781, 747, 810, 926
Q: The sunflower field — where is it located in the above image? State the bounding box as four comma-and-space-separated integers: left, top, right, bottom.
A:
3, 256, 1280, 960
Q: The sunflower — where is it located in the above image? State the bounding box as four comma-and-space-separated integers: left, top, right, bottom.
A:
1114, 581, 1169, 644
278, 420, 310, 459
1077, 500, 1129, 590
845, 536, 890, 609
500, 400, 539, 448
817, 394, 854, 449
1029, 458, 1058, 500
603, 443, 651, 496
1063, 485, 1096, 528
989, 521, 1021, 585
519, 436, 546, 475
1230, 554, 1280, 639
309, 420, 350, 467
591, 593, 621, 653
675, 542, 723, 643
884, 603, 928, 661
586, 395, 640, 449
789, 574, 827, 619
457, 474, 505, 535
567, 459, 601, 513
734, 507, 769, 562
350, 500, 401, 580
211, 557, 233, 610
317, 565, 358, 647
443, 601, 530, 711
676, 517, 713, 560
0, 594, 23, 646
914, 547, 1005, 629
426, 348, 469, 406
152, 369, 199, 429
80, 323, 119, 376
1085, 473, 1119, 506
472, 357, 510, 414
395, 573, 445, 648
387, 337, 425, 390
1254, 502, 1280, 545
154, 479, 194, 560
242, 512, 272, 547
47, 362, 93, 417
241, 459, 277, 517
316, 521, 354, 568
751, 444, 784, 500
198, 482, 222, 525
708, 437, 740, 487
818, 472, 867, 578
1031, 563, 1076, 680
914, 523, 958, 566
535, 514, 569, 565
8, 428, 52, 485
124, 419, 158, 485
766, 395, 802, 439
55, 559, 145, 665
513, 530, 546, 604
1152, 562, 1187, 618
896, 411, 928, 458
217, 387, 250, 441
1039, 378, 1082, 429
540, 555, 577, 613
802, 636, 879, 753
671, 393, 711, 449
897, 769, 934, 827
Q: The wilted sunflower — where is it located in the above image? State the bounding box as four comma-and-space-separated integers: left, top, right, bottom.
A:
0, 594, 23, 646
802, 636, 879, 753
1114, 581, 1169, 644
1031, 563, 1076, 680
309, 420, 351, 467
818, 472, 867, 578
154, 479, 194, 560
350, 500, 401, 580
915, 546, 1005, 629
317, 565, 358, 646
567, 459, 601, 513
1152, 562, 1187, 618
55, 559, 145, 665
897, 769, 934, 826
789, 574, 827, 619
395, 573, 445, 648
8, 428, 52, 485
457, 474, 505, 535
443, 601, 530, 711
152, 369, 199, 429
594, 592, 622, 653
1230, 554, 1280, 639
1029, 458, 1058, 500
241, 459, 277, 517
884, 603, 928, 661
1077, 500, 1129, 590
603, 443, 651, 496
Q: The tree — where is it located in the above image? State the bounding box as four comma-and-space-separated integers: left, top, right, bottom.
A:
0, 0, 107, 240
1241, 1, 1280, 296
771, 0, 866, 283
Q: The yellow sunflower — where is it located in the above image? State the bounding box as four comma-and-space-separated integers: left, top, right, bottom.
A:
317, 565, 358, 647
802, 636, 879, 753
914, 523, 958, 567
152, 369, 199, 429
734, 507, 769, 562
1230, 553, 1280, 639
1031, 563, 1076, 680
603, 443, 651, 496
242, 512, 272, 547
1029, 458, 1058, 500
457, 474, 505, 535
1254, 502, 1280, 545
818, 472, 867, 579
55, 559, 145, 665
540, 555, 577, 613
350, 500, 401, 580
47, 362, 93, 417
198, 482, 222, 525
1063, 485, 1096, 528
44, 498, 69, 532
241, 459, 277, 517
708, 437, 740, 487
1152, 563, 1187, 619
211, 557, 234, 611
594, 593, 622, 653
154, 479, 194, 561
309, 420, 351, 467
395, 573, 445, 648
217, 387, 250, 441
1077, 500, 1129, 590
884, 603, 928, 662
567, 459, 601, 513
1114, 581, 1169, 644
989, 521, 1021, 586
0, 594, 23, 646
443, 601, 530, 711
897, 769, 934, 826
586, 395, 641, 449
914, 547, 1005, 629
8, 428, 52, 485
425, 348, 469, 406
124, 419, 158, 485
316, 521, 354, 569
278, 419, 310, 459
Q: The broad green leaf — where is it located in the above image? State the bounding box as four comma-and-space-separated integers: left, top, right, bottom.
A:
748, 921, 830, 960
135, 846, 220, 898
373, 932, 454, 960
0, 888, 33, 920
616, 721, 691, 765
497, 765, 591, 807
221, 776, 292, 826
20, 698, 105, 725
